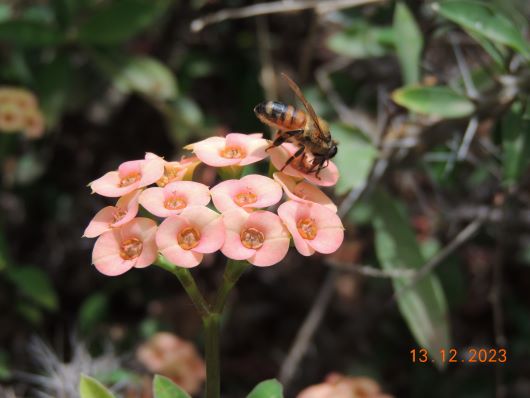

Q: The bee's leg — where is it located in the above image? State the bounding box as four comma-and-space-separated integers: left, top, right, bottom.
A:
266, 129, 304, 151
281, 145, 305, 171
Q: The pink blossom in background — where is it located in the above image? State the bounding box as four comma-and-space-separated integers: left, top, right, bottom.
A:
89, 152, 164, 197
278, 200, 344, 256
270, 143, 339, 187
139, 181, 211, 217
92, 218, 158, 276
137, 332, 206, 395
210, 174, 282, 213
185, 133, 269, 167
156, 155, 201, 187
273, 172, 337, 212
156, 206, 224, 268
297, 373, 394, 398
221, 208, 289, 266
83, 190, 141, 238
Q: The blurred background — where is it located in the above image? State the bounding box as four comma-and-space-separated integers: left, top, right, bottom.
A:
1, 0, 530, 397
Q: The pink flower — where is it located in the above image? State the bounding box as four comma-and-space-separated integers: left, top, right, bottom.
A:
156, 155, 201, 187
278, 201, 344, 256
89, 152, 165, 197
139, 181, 211, 217
185, 133, 268, 167
83, 190, 141, 238
273, 172, 337, 212
210, 174, 282, 213
221, 208, 289, 267
270, 143, 339, 186
156, 206, 224, 268
92, 218, 158, 276
297, 373, 393, 398
137, 332, 206, 395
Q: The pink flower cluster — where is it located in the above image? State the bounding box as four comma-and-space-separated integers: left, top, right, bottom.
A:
84, 133, 343, 276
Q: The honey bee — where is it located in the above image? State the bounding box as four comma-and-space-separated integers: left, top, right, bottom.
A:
254, 73, 338, 177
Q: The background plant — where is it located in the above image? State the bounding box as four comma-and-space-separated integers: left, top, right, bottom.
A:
1, 0, 530, 397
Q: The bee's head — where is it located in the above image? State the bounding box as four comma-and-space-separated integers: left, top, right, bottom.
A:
328, 140, 338, 159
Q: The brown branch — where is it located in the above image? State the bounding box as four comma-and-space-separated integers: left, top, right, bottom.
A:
191, 0, 386, 32
278, 270, 338, 387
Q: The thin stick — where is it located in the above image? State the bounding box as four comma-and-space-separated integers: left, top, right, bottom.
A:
278, 270, 338, 386
326, 261, 416, 278
450, 33, 478, 99
457, 116, 479, 161
394, 214, 486, 300
191, 0, 386, 32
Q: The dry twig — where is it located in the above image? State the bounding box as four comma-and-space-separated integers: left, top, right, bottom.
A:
191, 0, 386, 32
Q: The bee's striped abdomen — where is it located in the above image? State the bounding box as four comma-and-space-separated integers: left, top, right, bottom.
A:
254, 101, 306, 130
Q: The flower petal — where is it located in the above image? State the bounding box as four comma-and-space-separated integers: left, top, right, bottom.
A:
139, 187, 168, 217
112, 190, 141, 227
83, 206, 116, 238
241, 174, 282, 208
139, 153, 165, 187
92, 230, 135, 276
277, 201, 315, 256
225, 133, 269, 166
90, 171, 139, 197
220, 209, 255, 260
274, 172, 337, 212
249, 236, 290, 267
191, 136, 240, 167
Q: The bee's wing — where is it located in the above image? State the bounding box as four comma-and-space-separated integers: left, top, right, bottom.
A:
281, 73, 330, 140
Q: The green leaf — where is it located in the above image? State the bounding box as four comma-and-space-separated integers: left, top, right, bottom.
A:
327, 22, 393, 59
79, 375, 116, 398
77, 0, 171, 45
78, 293, 109, 335
502, 102, 530, 188
0, 20, 62, 47
392, 85, 474, 118
247, 379, 284, 398
393, 2, 423, 85
153, 375, 191, 398
113, 56, 177, 101
16, 302, 43, 324
331, 123, 377, 195
433, 1, 530, 59
372, 189, 451, 369
6, 266, 58, 311
0, 5, 12, 22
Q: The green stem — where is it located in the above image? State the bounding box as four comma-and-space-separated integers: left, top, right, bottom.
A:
155, 255, 210, 318
203, 313, 221, 398
213, 259, 250, 313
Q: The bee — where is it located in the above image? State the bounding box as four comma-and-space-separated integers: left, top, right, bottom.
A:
254, 73, 338, 177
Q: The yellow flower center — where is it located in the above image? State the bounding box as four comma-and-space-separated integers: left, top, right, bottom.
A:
112, 208, 127, 223
240, 227, 265, 249
164, 195, 187, 210
157, 164, 183, 187
220, 145, 245, 159
119, 173, 141, 187
177, 227, 201, 250
234, 191, 257, 207
120, 237, 143, 260
297, 217, 317, 240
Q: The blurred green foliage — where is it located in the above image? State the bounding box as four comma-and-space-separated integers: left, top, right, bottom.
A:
1, 0, 530, 396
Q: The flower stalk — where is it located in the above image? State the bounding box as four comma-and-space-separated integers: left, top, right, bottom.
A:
156, 255, 250, 398
155, 255, 210, 318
